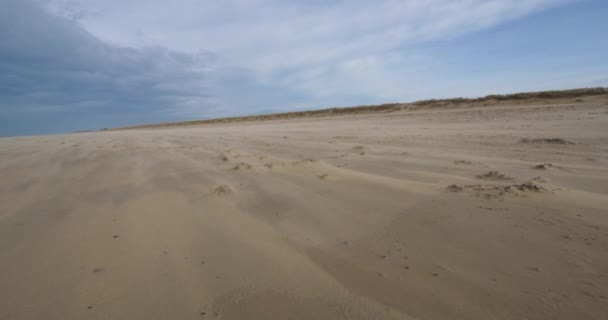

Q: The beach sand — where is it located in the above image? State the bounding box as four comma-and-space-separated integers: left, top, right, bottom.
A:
1, 93, 607, 319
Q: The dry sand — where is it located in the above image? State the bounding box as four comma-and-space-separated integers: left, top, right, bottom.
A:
1, 92, 608, 319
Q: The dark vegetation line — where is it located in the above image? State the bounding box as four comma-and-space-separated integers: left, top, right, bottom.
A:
113, 87, 607, 130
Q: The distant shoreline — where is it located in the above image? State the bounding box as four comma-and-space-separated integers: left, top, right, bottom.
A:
112, 87, 607, 131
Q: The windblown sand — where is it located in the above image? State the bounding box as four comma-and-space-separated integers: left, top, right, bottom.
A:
1, 95, 607, 319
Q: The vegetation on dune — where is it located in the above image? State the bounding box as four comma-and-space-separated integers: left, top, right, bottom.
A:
115, 87, 607, 130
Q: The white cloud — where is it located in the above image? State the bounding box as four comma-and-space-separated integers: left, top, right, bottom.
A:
42, 0, 571, 104
48, 1, 569, 65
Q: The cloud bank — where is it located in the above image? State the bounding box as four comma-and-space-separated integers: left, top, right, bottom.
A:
0, 0, 210, 135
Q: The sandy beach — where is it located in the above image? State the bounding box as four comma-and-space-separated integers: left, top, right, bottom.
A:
1, 92, 607, 320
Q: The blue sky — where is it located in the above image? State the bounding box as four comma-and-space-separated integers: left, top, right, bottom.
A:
1, 0, 607, 136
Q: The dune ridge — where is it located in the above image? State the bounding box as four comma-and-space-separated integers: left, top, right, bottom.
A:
113, 87, 607, 131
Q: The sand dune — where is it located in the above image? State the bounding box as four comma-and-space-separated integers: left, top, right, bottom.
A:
1, 92, 608, 319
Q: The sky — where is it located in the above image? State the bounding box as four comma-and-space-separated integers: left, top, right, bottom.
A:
1, 0, 607, 136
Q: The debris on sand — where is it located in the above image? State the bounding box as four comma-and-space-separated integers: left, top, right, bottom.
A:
533, 163, 552, 170
519, 138, 574, 145
220, 154, 229, 162
512, 182, 546, 192
454, 160, 473, 165
213, 185, 233, 196
292, 159, 320, 165
352, 145, 366, 151
477, 171, 513, 181
447, 181, 546, 199
447, 184, 464, 192
232, 162, 252, 170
